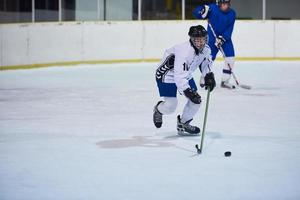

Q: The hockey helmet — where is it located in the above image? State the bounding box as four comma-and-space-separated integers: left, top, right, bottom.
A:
188, 25, 207, 38
217, 0, 231, 4
188, 25, 208, 52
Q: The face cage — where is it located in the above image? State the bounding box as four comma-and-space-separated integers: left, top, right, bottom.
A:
219, 2, 231, 8
191, 36, 208, 52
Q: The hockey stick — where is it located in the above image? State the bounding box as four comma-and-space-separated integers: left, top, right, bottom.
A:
208, 22, 252, 90
195, 87, 211, 154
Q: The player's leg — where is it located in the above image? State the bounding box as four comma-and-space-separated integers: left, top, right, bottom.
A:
178, 100, 201, 135
177, 79, 201, 136
153, 80, 178, 128
221, 41, 236, 89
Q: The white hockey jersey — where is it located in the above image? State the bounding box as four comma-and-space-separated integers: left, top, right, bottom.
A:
156, 40, 213, 93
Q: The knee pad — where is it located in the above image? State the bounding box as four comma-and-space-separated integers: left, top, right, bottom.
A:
181, 100, 201, 123
158, 98, 178, 115
187, 100, 201, 110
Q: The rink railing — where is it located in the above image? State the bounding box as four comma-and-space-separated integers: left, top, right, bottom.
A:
1, 20, 300, 70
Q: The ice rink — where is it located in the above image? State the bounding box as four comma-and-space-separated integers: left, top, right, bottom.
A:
0, 61, 300, 200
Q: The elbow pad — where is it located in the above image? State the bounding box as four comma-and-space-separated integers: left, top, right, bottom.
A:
201, 5, 210, 19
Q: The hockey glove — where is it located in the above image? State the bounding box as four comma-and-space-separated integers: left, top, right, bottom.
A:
184, 88, 202, 104
215, 36, 226, 48
204, 72, 216, 92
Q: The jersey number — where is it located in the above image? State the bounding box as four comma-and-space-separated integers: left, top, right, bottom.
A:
183, 63, 189, 71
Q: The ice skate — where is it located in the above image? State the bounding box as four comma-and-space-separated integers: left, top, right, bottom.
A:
221, 81, 236, 89
153, 101, 163, 128
177, 115, 200, 136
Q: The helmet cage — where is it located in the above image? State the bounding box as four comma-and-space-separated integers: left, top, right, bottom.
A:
190, 35, 208, 52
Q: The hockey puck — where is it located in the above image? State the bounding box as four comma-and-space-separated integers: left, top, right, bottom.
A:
224, 151, 231, 157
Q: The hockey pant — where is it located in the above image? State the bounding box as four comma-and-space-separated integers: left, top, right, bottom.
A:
157, 97, 200, 123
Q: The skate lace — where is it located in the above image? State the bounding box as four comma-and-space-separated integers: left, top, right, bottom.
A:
184, 123, 196, 131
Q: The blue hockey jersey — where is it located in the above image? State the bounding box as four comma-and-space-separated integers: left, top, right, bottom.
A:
193, 3, 236, 42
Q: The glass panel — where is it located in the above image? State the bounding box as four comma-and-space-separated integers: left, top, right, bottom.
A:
267, 0, 300, 19
142, 0, 182, 20
74, 0, 98, 21
106, 0, 135, 20
132, 0, 138, 20
62, 0, 75, 21
35, 0, 59, 22
231, 0, 262, 19
62, 0, 138, 21
0, 0, 32, 23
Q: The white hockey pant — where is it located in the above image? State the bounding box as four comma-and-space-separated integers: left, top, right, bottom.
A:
157, 97, 200, 123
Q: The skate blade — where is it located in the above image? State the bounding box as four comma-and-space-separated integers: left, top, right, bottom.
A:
177, 131, 200, 137
221, 84, 235, 89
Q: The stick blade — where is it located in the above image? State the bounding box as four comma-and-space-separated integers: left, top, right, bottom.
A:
195, 144, 202, 154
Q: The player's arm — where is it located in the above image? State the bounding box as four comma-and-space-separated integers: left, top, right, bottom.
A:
193, 1, 216, 19
174, 49, 201, 104
199, 52, 216, 91
193, 4, 213, 19
174, 54, 189, 94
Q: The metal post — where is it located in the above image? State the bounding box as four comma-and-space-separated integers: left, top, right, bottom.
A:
138, 0, 142, 20
59, 0, 62, 21
16, 0, 20, 22
182, 0, 185, 20
32, 0, 35, 22
262, 0, 266, 20
97, 0, 100, 20
103, 0, 106, 20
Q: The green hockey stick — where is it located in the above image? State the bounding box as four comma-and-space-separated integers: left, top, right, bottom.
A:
195, 87, 211, 154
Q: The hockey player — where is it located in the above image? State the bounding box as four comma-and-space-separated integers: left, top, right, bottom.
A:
193, 0, 236, 89
153, 25, 216, 136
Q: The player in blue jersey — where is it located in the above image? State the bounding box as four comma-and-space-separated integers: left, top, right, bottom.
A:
193, 0, 236, 89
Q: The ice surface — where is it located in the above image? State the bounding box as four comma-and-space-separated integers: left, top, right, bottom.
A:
0, 61, 300, 200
